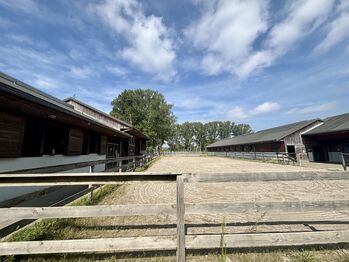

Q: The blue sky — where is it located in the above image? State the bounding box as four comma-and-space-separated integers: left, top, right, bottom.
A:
0, 0, 349, 131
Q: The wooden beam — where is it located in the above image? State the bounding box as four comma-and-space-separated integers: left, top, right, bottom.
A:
0, 204, 176, 220
186, 200, 349, 215
0, 236, 176, 256
1, 231, 349, 256
186, 230, 349, 249
184, 171, 349, 183
176, 175, 185, 262
0, 172, 179, 186
2, 200, 347, 220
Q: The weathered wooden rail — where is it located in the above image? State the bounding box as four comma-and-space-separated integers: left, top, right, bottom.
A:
0, 171, 349, 261
342, 153, 349, 171
208, 151, 297, 164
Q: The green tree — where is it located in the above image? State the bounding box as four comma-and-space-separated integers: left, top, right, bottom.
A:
233, 124, 253, 136
192, 122, 207, 151
110, 89, 176, 150
179, 122, 194, 151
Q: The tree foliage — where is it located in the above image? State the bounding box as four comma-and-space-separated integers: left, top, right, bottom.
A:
167, 121, 253, 151
110, 89, 176, 150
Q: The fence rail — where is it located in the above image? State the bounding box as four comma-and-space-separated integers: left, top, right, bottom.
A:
0, 171, 349, 261
0, 154, 157, 174
208, 151, 297, 163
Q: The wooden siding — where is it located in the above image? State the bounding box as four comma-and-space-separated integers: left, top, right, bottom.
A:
0, 111, 25, 157
67, 128, 83, 155
67, 100, 127, 131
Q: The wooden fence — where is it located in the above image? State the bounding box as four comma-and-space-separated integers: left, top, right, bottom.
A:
208, 151, 297, 163
0, 154, 157, 174
342, 153, 349, 171
0, 171, 349, 261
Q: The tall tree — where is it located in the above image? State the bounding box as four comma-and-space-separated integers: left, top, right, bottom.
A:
233, 124, 253, 136
110, 89, 176, 150
179, 122, 194, 151
192, 122, 206, 151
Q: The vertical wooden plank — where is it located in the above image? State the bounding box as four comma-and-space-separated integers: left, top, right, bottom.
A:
342, 153, 347, 171
88, 165, 95, 202
176, 174, 185, 262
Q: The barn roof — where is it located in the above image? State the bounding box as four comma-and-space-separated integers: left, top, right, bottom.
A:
303, 113, 349, 136
64, 97, 149, 140
0, 72, 131, 138
206, 119, 321, 148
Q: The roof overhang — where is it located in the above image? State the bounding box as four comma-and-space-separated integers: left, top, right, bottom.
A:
0, 73, 131, 139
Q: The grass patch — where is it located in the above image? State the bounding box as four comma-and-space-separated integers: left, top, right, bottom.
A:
4, 185, 119, 243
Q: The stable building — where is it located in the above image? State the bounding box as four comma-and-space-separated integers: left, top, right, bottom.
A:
64, 97, 148, 159
0, 72, 148, 202
207, 119, 322, 159
302, 113, 349, 163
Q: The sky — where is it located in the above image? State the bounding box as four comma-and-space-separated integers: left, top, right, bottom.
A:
0, 0, 349, 131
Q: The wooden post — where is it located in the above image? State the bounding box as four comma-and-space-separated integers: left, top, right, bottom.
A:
88, 165, 95, 203
176, 174, 185, 262
133, 156, 136, 170
342, 153, 347, 171
118, 159, 122, 173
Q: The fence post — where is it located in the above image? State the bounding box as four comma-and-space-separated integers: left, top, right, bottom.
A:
133, 156, 136, 170
118, 159, 122, 173
176, 174, 185, 262
342, 153, 347, 171
88, 165, 95, 203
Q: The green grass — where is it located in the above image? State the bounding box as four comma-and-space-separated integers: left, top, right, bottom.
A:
4, 185, 119, 243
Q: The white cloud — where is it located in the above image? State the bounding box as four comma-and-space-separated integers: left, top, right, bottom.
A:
251, 102, 280, 115
0, 0, 41, 15
186, 0, 269, 76
92, 0, 176, 81
189, 0, 335, 78
178, 97, 204, 110
106, 65, 127, 76
32, 74, 60, 90
314, 2, 349, 53
286, 102, 336, 114
227, 106, 248, 120
227, 102, 280, 120
239, 0, 335, 78
69, 66, 96, 79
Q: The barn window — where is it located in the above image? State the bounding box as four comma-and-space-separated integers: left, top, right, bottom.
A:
43, 123, 68, 155
89, 132, 100, 154
22, 117, 45, 157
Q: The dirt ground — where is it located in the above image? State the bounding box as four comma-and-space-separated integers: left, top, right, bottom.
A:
12, 156, 349, 261
72, 156, 349, 238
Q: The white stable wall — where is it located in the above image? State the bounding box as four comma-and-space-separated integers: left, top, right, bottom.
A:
0, 154, 106, 203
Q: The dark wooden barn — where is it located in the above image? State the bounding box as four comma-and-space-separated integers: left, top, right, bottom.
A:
302, 113, 349, 163
207, 119, 322, 159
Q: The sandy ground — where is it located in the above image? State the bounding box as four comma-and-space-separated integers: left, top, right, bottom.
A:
71, 156, 349, 239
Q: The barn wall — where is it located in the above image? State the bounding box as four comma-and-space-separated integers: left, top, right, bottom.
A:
283, 120, 323, 159
0, 154, 106, 203
67, 100, 127, 131
303, 131, 349, 163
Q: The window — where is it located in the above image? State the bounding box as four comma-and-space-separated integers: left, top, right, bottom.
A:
22, 118, 45, 157
43, 123, 68, 155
